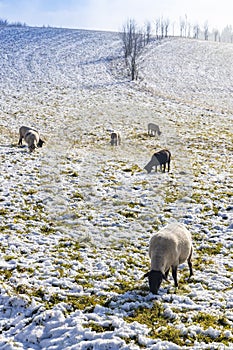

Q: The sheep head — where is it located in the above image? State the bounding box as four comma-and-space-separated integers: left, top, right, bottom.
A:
144, 270, 167, 294
37, 139, 45, 147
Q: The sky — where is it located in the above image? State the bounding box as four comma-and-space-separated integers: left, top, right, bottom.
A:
0, 0, 232, 33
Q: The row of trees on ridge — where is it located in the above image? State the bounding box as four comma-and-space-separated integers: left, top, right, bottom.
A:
0, 18, 26, 27
120, 17, 233, 80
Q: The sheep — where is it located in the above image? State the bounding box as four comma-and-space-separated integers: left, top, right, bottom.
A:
144, 149, 171, 173
18, 126, 45, 152
144, 223, 193, 294
148, 123, 161, 136
110, 132, 121, 146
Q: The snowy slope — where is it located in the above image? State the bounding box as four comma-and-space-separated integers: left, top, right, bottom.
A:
0, 27, 233, 349
140, 37, 233, 114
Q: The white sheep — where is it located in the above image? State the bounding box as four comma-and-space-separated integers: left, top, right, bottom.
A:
144, 149, 171, 173
148, 123, 161, 136
110, 132, 121, 146
144, 223, 193, 294
18, 126, 45, 152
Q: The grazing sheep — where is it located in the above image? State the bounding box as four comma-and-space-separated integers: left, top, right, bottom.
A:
110, 132, 121, 146
148, 123, 161, 136
18, 126, 45, 152
144, 149, 171, 173
144, 223, 193, 294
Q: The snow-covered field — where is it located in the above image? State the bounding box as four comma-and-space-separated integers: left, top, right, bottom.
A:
0, 27, 232, 349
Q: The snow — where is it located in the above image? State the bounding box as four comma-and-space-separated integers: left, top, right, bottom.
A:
0, 27, 233, 349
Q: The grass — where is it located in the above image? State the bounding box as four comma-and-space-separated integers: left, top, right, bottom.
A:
123, 303, 233, 347
0, 269, 13, 280
122, 164, 142, 174
124, 303, 184, 344
61, 295, 108, 312
192, 312, 230, 329
88, 321, 115, 333
117, 209, 138, 219
22, 189, 38, 195
198, 243, 223, 255
72, 191, 84, 200
40, 224, 55, 234
0, 208, 8, 216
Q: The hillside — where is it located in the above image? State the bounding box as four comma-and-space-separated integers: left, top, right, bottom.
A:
140, 37, 233, 114
0, 27, 233, 349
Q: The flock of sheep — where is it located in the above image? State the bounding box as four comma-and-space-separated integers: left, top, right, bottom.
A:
110, 123, 171, 174
17, 124, 193, 295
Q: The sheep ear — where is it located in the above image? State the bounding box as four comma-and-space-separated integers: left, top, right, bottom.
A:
143, 272, 150, 279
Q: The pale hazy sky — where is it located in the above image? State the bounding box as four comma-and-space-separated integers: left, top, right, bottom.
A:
0, 0, 232, 32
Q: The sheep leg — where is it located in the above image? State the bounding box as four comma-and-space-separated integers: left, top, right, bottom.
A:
172, 266, 178, 287
188, 250, 193, 277
188, 260, 193, 278
165, 268, 169, 279
18, 137, 23, 145
167, 160, 170, 172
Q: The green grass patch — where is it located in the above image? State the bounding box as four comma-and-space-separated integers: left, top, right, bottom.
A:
40, 224, 55, 235
123, 302, 189, 344
65, 294, 107, 312
4, 255, 15, 262
122, 164, 142, 174
88, 321, 115, 333
191, 312, 232, 345
0, 269, 13, 280
0, 208, 8, 216
22, 189, 38, 196
72, 191, 84, 200
198, 243, 223, 255
117, 210, 138, 219
192, 312, 229, 329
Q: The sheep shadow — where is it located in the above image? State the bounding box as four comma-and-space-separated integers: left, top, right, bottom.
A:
0, 143, 28, 155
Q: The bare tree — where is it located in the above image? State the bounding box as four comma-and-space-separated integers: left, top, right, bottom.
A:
121, 19, 135, 59
213, 28, 219, 41
193, 24, 200, 39
221, 25, 233, 42
145, 21, 152, 44
120, 19, 145, 81
155, 18, 160, 39
0, 18, 8, 26
187, 22, 191, 38
0, 18, 26, 27
160, 18, 165, 39
184, 14, 188, 37
204, 21, 209, 40
164, 18, 170, 37
179, 17, 185, 37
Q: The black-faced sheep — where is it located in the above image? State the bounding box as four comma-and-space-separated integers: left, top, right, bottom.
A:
148, 123, 161, 136
18, 126, 45, 152
144, 223, 193, 294
110, 132, 121, 146
144, 149, 171, 173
